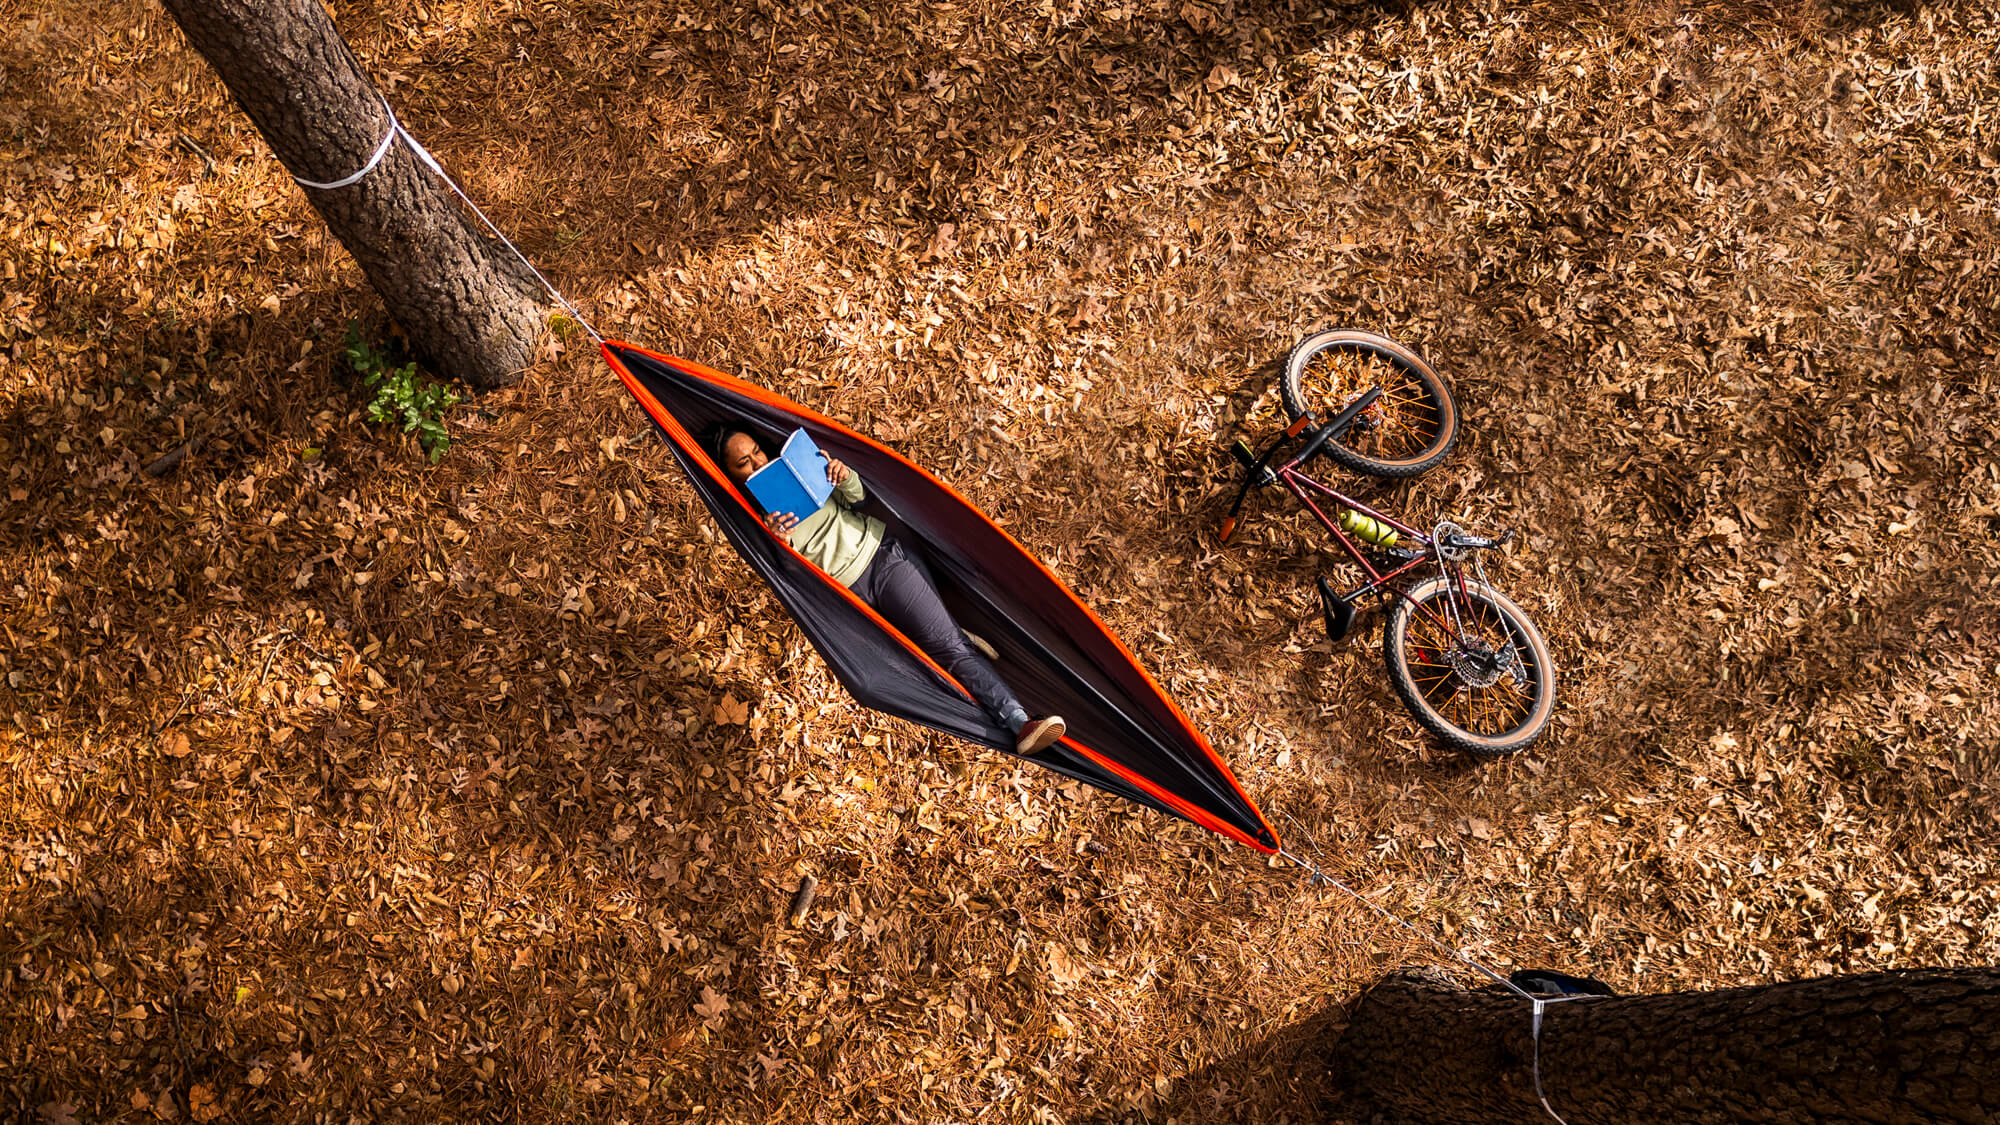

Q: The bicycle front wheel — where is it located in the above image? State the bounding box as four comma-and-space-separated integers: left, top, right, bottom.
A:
1382, 575, 1555, 757
1280, 330, 1458, 478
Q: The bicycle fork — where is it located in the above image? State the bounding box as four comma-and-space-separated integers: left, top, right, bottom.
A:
1428, 564, 1528, 690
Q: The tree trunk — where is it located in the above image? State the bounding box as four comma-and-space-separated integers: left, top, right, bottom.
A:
1333, 966, 2000, 1125
161, 0, 545, 388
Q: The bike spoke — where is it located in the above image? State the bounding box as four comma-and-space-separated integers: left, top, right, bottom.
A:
1404, 586, 1541, 738
1415, 667, 1459, 705
1300, 347, 1445, 464
1481, 681, 1527, 728
1363, 385, 1440, 459
1469, 689, 1499, 734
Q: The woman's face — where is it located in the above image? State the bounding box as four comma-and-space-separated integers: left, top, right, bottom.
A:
721, 432, 767, 484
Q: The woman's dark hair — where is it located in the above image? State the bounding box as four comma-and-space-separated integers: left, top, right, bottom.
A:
701, 423, 767, 469
701, 424, 777, 512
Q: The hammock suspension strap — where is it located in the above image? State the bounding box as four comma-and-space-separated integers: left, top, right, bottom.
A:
293, 94, 604, 346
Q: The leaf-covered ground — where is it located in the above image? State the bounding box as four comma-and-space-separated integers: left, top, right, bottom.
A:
4, 0, 1998, 1120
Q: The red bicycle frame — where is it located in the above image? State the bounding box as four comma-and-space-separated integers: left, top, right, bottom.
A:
1222, 410, 1471, 637
1275, 458, 1466, 635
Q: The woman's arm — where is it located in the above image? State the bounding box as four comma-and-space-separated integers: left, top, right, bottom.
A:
826, 456, 865, 505
764, 457, 858, 537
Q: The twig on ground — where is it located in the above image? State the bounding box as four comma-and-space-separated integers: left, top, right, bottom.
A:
175, 133, 217, 177
143, 432, 205, 478
788, 874, 818, 926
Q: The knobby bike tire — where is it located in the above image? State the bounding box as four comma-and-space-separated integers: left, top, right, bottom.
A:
1279, 330, 1459, 478
1382, 575, 1555, 757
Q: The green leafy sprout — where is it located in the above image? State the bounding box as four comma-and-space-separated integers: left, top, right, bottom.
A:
345, 325, 459, 463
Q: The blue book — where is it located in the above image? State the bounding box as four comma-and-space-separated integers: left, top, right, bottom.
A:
743, 429, 835, 518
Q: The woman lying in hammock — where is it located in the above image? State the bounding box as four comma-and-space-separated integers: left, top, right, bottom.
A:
711, 427, 1068, 755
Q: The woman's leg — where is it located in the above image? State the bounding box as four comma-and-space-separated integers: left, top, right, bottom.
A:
854, 541, 1028, 729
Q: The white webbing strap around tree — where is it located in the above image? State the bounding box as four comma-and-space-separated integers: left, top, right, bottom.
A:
1279, 842, 1598, 1125
292, 95, 605, 346
292, 107, 399, 190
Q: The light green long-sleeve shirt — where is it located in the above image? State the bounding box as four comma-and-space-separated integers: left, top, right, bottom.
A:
785, 473, 884, 587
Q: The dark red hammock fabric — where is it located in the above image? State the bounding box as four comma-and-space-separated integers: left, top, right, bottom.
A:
605, 341, 1278, 853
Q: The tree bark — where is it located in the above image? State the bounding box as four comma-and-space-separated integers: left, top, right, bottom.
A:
161, 0, 545, 388
1333, 966, 2000, 1125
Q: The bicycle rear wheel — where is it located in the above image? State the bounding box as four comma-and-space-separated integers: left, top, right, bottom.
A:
1382, 574, 1554, 757
1280, 330, 1458, 478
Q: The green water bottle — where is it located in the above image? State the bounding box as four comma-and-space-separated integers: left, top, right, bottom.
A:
1337, 508, 1399, 548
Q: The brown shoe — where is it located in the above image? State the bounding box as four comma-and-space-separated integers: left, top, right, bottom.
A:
1016, 715, 1066, 754
963, 630, 999, 662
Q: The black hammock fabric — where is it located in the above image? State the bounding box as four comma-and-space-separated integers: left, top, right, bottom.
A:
605, 341, 1279, 853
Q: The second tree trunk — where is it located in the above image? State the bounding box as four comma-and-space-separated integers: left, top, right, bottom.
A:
1332, 966, 2000, 1124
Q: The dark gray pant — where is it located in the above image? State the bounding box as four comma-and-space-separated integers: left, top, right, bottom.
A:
852, 538, 1026, 729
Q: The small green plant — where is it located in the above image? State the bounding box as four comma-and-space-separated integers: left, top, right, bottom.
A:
345, 325, 459, 463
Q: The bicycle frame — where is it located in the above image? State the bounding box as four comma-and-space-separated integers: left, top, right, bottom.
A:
1275, 458, 1466, 636
1221, 413, 1476, 638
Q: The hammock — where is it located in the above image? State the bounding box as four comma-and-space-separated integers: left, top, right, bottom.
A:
606, 341, 1279, 853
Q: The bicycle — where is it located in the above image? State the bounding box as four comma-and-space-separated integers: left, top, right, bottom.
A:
1217, 330, 1556, 757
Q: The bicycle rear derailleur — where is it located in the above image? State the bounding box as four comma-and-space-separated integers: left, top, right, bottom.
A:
1444, 634, 1522, 689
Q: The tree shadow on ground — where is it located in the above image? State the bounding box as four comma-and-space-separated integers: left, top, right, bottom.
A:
1081, 993, 1352, 1125
306, 0, 1445, 293
0, 550, 825, 1119
0, 230, 816, 1117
